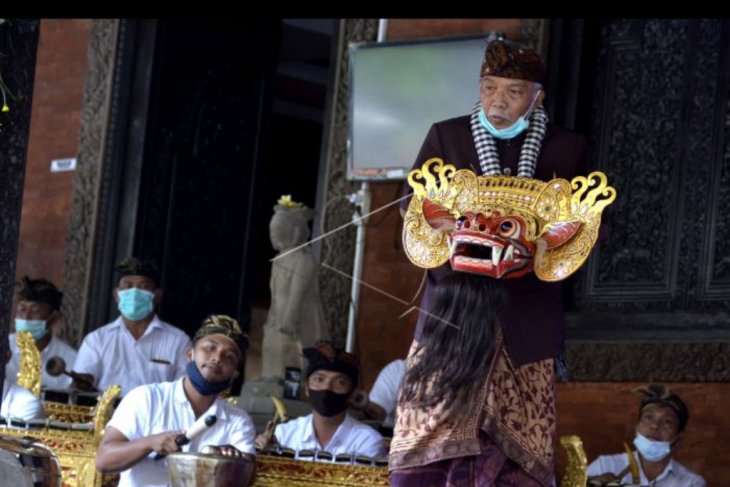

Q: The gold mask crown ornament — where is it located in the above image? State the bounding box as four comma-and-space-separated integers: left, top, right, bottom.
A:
402, 158, 616, 281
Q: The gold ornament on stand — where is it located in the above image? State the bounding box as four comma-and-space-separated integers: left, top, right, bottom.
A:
16, 331, 41, 397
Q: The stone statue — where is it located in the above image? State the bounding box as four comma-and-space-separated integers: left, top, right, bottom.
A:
261, 196, 328, 378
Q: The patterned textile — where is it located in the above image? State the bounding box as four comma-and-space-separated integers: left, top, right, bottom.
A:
390, 432, 543, 487
303, 340, 360, 385
481, 344, 556, 485
390, 333, 556, 487
195, 314, 249, 355
114, 256, 160, 285
634, 383, 689, 432
480, 40, 546, 84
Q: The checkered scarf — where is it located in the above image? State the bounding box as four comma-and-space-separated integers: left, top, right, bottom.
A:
469, 102, 548, 177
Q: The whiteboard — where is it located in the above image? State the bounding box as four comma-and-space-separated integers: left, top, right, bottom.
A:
348, 35, 489, 181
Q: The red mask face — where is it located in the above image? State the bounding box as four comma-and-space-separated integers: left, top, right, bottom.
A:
403, 162, 615, 282
449, 211, 535, 278
422, 198, 580, 279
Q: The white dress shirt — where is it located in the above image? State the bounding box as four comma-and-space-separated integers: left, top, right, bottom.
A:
73, 315, 191, 395
6, 332, 78, 390
274, 413, 386, 460
107, 377, 256, 487
368, 359, 405, 428
588, 451, 706, 487
1, 378, 44, 420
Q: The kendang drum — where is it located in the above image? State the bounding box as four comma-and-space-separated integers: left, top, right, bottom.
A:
167, 446, 256, 487
0, 434, 62, 487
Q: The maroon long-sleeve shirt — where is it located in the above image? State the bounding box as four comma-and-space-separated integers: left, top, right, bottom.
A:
402, 115, 588, 367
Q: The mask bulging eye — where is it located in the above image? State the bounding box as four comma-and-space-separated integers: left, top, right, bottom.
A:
499, 219, 517, 237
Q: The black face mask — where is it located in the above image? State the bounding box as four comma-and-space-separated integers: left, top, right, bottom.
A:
308, 389, 350, 417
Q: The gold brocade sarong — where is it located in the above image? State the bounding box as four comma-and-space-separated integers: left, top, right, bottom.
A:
389, 333, 556, 487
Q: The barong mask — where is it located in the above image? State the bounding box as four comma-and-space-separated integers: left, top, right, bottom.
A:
402, 158, 616, 281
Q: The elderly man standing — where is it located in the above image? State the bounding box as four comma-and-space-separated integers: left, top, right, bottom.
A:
6, 277, 77, 390
399, 37, 588, 367
390, 38, 591, 487
73, 257, 191, 396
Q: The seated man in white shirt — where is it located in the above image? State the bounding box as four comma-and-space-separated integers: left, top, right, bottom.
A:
6, 277, 77, 390
73, 257, 192, 396
587, 384, 706, 487
1, 348, 44, 421
363, 358, 405, 434
96, 315, 256, 487
261, 340, 386, 460
1, 377, 45, 421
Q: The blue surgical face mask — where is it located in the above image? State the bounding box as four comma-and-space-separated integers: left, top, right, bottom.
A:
479, 108, 530, 139
634, 432, 672, 462
15, 318, 48, 341
117, 288, 155, 321
479, 86, 541, 140
186, 361, 231, 396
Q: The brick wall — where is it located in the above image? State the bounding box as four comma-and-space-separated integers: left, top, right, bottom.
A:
15, 19, 91, 288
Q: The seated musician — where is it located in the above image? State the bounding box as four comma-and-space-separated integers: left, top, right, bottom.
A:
587, 384, 706, 486
96, 315, 255, 487
6, 277, 77, 390
258, 340, 386, 460
1, 347, 44, 421
72, 257, 191, 396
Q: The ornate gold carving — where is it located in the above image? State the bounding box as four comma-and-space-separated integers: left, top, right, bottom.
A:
45, 402, 95, 423
560, 435, 588, 487
15, 325, 121, 430
538, 171, 616, 281
16, 331, 41, 397
92, 384, 121, 442
254, 455, 388, 487
403, 159, 616, 281
1, 426, 100, 487
1, 384, 121, 487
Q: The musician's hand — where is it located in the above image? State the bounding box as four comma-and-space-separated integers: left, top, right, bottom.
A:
255, 420, 278, 449
73, 373, 96, 391
217, 444, 243, 458
147, 431, 184, 455
254, 433, 269, 450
